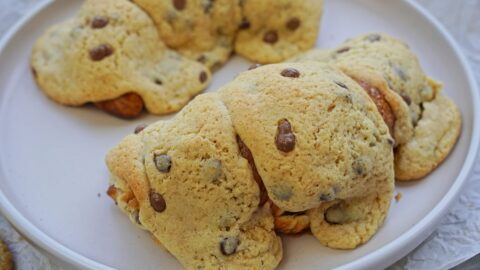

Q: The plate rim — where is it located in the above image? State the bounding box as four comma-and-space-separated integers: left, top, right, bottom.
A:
0, 0, 478, 270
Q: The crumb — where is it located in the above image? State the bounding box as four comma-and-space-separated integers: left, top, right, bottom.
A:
395, 192, 402, 202
97, 193, 101, 198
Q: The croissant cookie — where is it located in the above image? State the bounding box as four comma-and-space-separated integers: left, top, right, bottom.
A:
106, 62, 395, 268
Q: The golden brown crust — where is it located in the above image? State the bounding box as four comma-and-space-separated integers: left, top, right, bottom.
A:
270, 203, 309, 234
357, 80, 396, 135
94, 93, 144, 118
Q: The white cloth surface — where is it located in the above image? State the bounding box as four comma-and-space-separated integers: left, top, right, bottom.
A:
0, 0, 478, 269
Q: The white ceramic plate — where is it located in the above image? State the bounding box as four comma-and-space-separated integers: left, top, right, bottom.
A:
0, 0, 478, 269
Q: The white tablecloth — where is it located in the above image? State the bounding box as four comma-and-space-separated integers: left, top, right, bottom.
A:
0, 0, 479, 269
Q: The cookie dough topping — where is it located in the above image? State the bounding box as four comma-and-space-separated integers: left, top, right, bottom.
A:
239, 18, 251, 30
263, 30, 279, 44
199, 71, 208, 83
91, 16, 109, 29
286, 18, 301, 31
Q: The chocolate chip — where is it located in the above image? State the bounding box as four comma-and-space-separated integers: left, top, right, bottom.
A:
237, 136, 253, 160
394, 66, 408, 81
239, 18, 251, 30
154, 78, 163, 85
286, 18, 301, 31
280, 68, 300, 78
91, 16, 109, 29
149, 192, 166, 213
173, 0, 186, 10
271, 185, 293, 201
197, 55, 206, 63
220, 237, 239, 256
203, 159, 223, 182
248, 63, 261, 70
134, 123, 148, 134
319, 188, 336, 201
400, 93, 412, 105
387, 138, 395, 146
353, 159, 367, 177
89, 44, 114, 61
336, 47, 350, 54
199, 71, 208, 83
282, 210, 306, 216
275, 119, 295, 152
263, 30, 278, 44
366, 34, 381, 42
325, 204, 347, 224
237, 136, 269, 206
154, 154, 172, 173
335, 81, 348, 89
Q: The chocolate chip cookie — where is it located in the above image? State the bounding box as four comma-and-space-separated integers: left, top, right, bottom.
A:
31, 0, 210, 117
394, 94, 461, 180
219, 62, 394, 212
106, 93, 282, 269
292, 33, 461, 180
132, 0, 242, 70
235, 0, 323, 63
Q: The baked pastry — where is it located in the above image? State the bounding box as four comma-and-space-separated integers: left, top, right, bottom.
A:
31, 0, 210, 118
394, 94, 461, 179
235, 0, 324, 63
219, 62, 394, 212
308, 191, 392, 249
106, 62, 395, 262
292, 33, 461, 180
132, 0, 242, 70
133, 0, 323, 68
0, 240, 13, 270
106, 93, 282, 270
